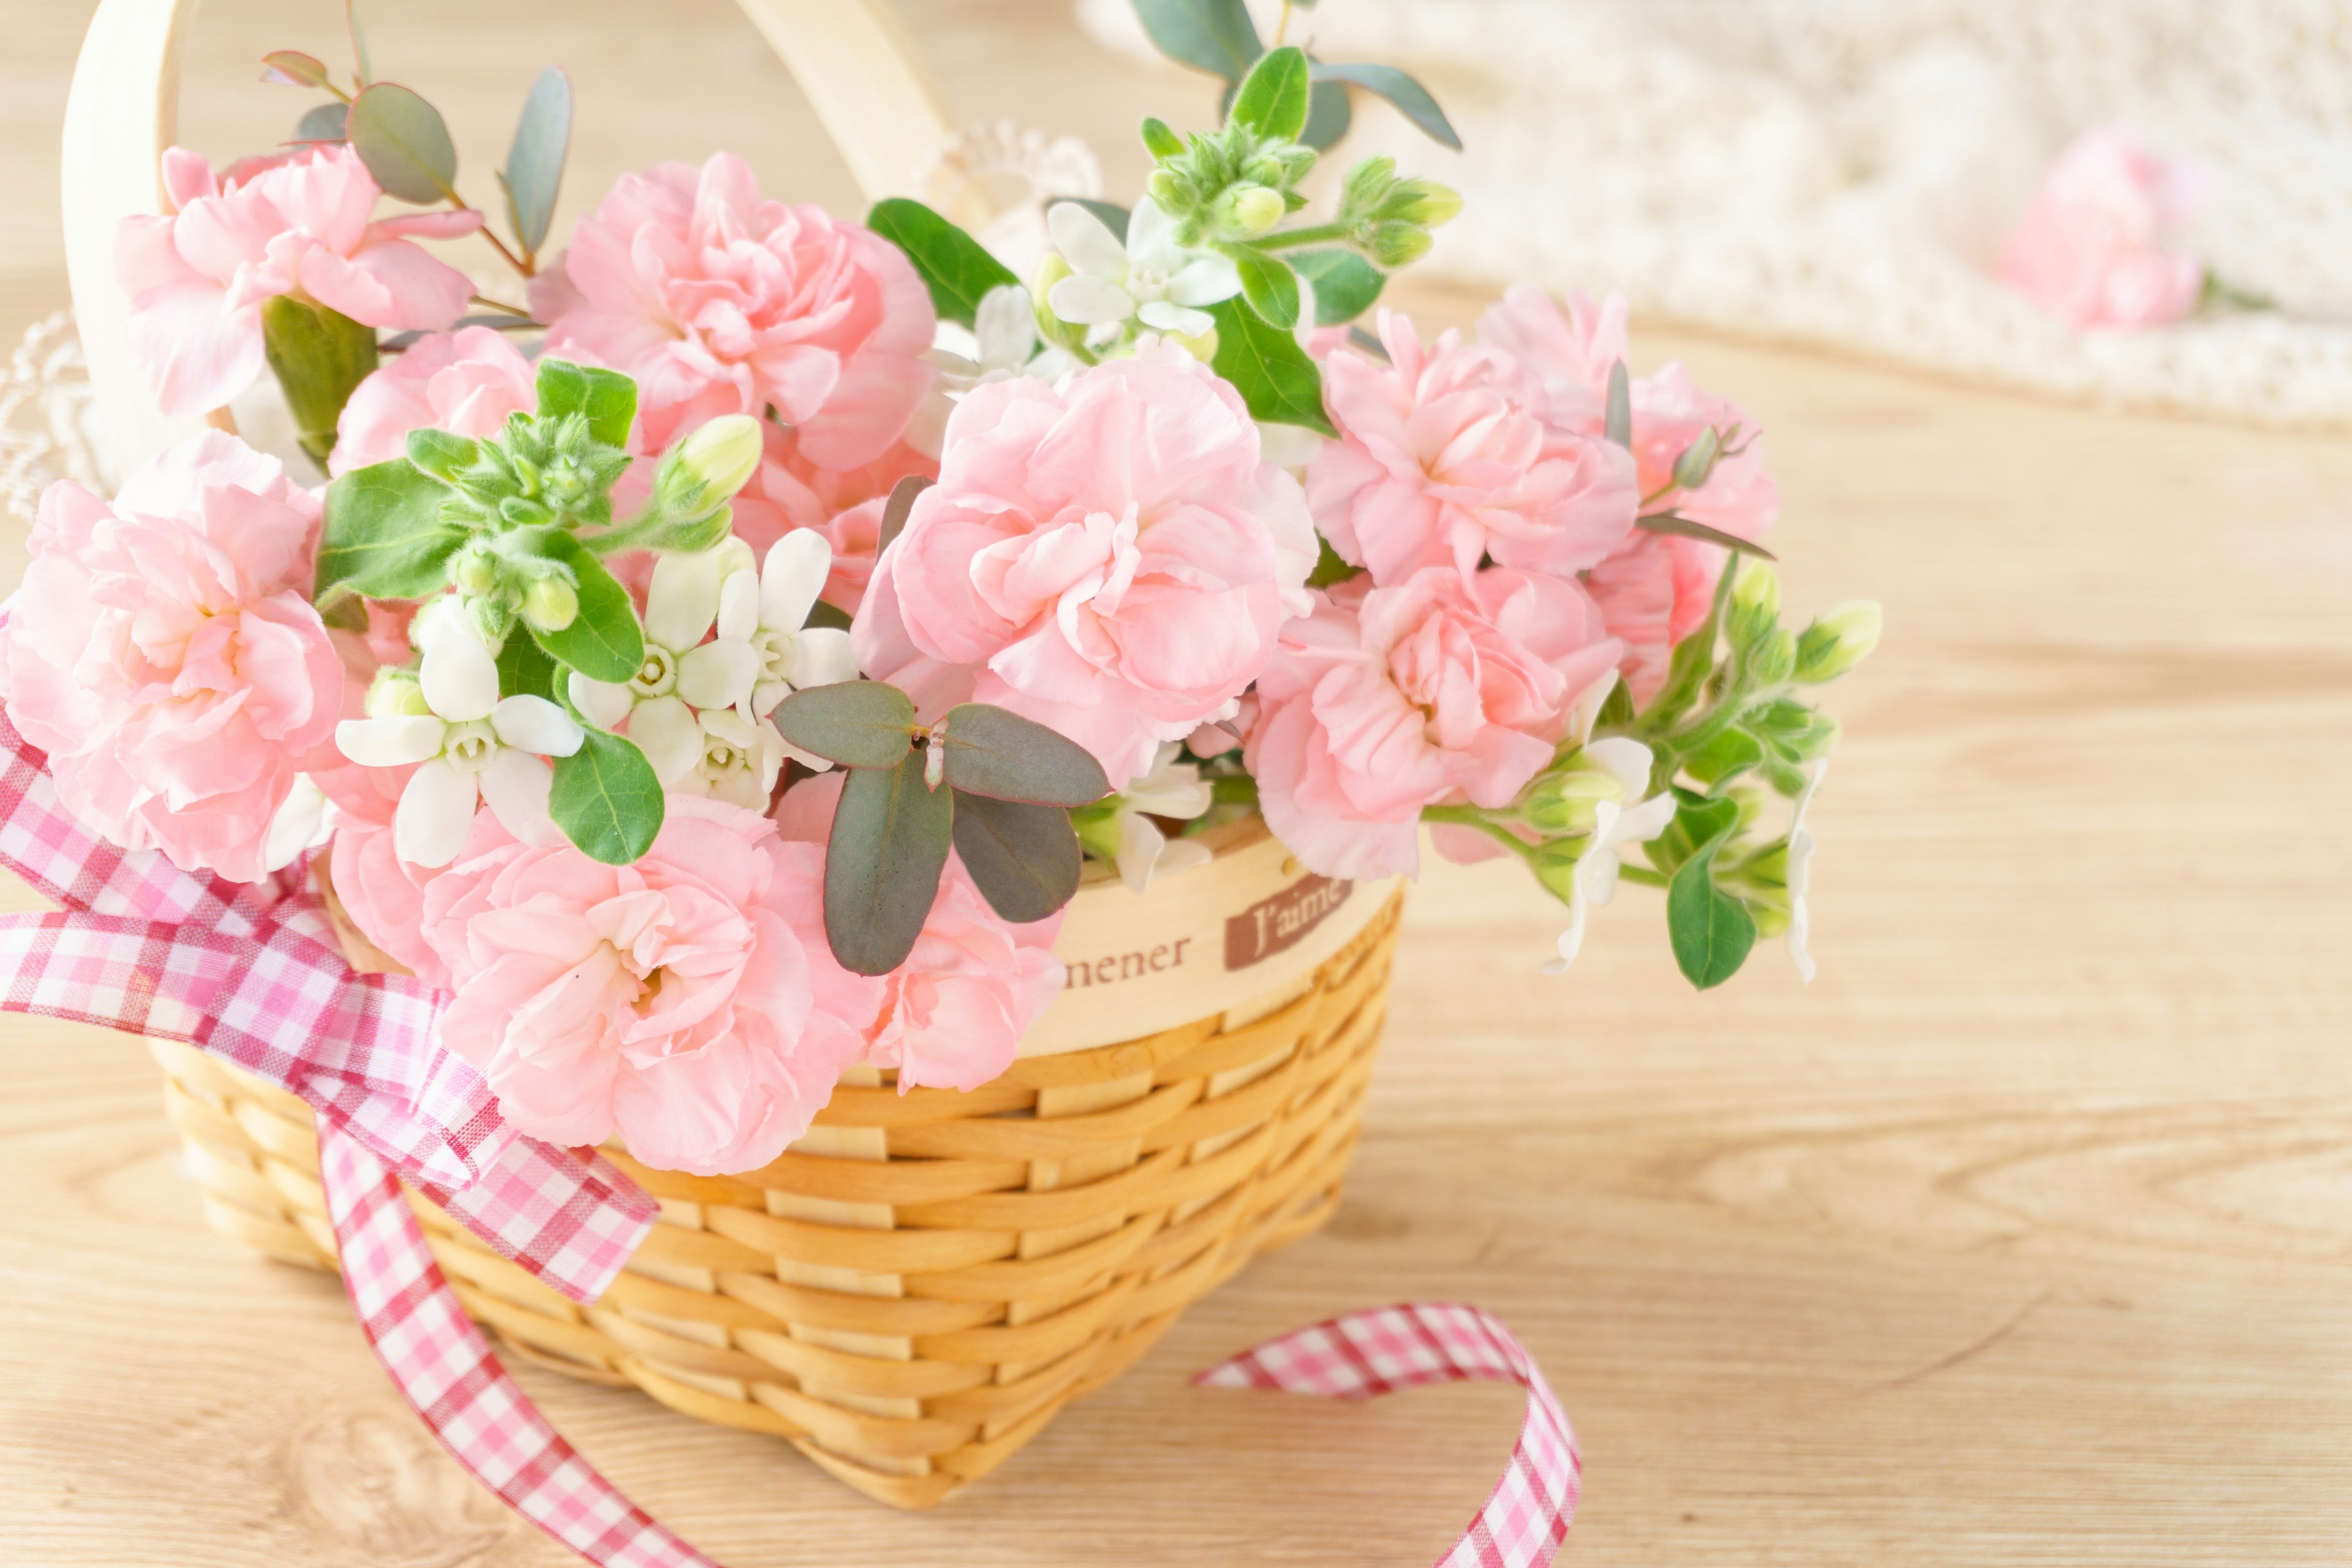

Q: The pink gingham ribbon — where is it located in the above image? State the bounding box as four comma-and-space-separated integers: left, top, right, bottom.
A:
1198, 1302, 1581, 1567
0, 705, 1579, 1567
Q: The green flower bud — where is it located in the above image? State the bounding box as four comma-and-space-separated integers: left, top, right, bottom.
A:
1139, 116, 1185, 160
1748, 625, 1798, 687
654, 414, 763, 524
1670, 426, 1723, 493
644, 504, 735, 556
363, 666, 431, 718
1793, 601, 1883, 683
1340, 156, 1398, 222
1726, 557, 1780, 649
451, 543, 502, 599
1521, 767, 1626, 834
1213, 183, 1286, 238
519, 573, 579, 633
1748, 899, 1792, 940
1379, 179, 1461, 228
1529, 838, 1582, 905
1727, 779, 1769, 834
1362, 221, 1433, 268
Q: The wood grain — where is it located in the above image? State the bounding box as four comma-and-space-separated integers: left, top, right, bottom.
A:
5, 1, 2351, 1564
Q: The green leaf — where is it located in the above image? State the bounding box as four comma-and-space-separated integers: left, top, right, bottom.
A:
549, 728, 664, 865
1648, 792, 1738, 880
875, 474, 932, 559
1230, 46, 1311, 140
1235, 251, 1301, 329
405, 428, 478, 483
1635, 512, 1778, 560
1605, 361, 1631, 448
1289, 248, 1385, 324
1301, 75, 1353, 151
864, 198, 1020, 328
950, 792, 1081, 924
1308, 62, 1461, 150
496, 627, 560, 701
772, 681, 917, 770
940, 704, 1110, 807
260, 294, 379, 466
1131, 0, 1262, 79
262, 51, 335, 90
805, 600, 853, 633
1594, 675, 1638, 733
533, 360, 637, 448
1208, 297, 1336, 435
1682, 724, 1764, 788
502, 66, 571, 255
1050, 197, 1131, 244
1306, 534, 1361, 589
825, 753, 956, 975
1640, 555, 1736, 737
526, 532, 644, 683
1665, 813, 1757, 990
295, 101, 349, 143
317, 458, 463, 601
346, 83, 458, 204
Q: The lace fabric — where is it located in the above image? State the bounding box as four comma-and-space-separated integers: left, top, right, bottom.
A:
1079, 0, 2352, 428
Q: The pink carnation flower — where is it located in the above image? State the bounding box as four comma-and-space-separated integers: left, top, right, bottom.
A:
726, 422, 937, 615
331, 326, 538, 475
1246, 567, 1621, 881
774, 774, 1064, 1092
531, 153, 937, 465
1478, 288, 1780, 705
329, 819, 448, 987
858, 339, 1317, 785
1307, 311, 1636, 586
115, 145, 480, 418
1999, 126, 2206, 330
413, 796, 884, 1175
0, 432, 344, 881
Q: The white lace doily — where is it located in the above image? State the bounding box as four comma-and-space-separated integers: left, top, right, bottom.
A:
1079, 0, 2352, 428
2, 314, 102, 526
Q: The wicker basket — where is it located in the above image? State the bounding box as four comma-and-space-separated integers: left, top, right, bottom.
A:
149, 827, 1402, 1509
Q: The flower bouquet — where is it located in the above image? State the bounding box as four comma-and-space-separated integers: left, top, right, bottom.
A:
10, 0, 1877, 1524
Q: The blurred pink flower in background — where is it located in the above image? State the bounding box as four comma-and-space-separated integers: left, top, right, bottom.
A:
0, 432, 343, 881
726, 422, 937, 615
413, 796, 884, 1175
772, 772, 1065, 1093
862, 339, 1316, 785
1308, 311, 1637, 586
1247, 567, 1621, 881
115, 145, 480, 416
1999, 126, 2206, 330
331, 326, 538, 474
532, 153, 937, 463
1477, 284, 1628, 435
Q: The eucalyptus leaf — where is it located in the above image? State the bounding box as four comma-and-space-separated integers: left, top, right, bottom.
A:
1289, 248, 1384, 324
1634, 512, 1779, 560
940, 704, 1110, 807
772, 681, 917, 770
533, 360, 636, 448
875, 474, 932, 558
1208, 296, 1336, 435
295, 101, 349, 144
1308, 62, 1461, 149
1230, 47, 1311, 140
347, 83, 458, 205
1235, 251, 1301, 329
1306, 535, 1361, 589
805, 600, 853, 633
317, 458, 462, 601
524, 532, 643, 683
496, 627, 560, 702
549, 728, 664, 865
1666, 828, 1757, 990
1301, 75, 1352, 150
1605, 361, 1631, 448
262, 51, 335, 90
346, 0, 372, 85
260, 294, 378, 466
825, 753, 956, 975
865, 198, 1020, 328
503, 66, 571, 255
1131, 0, 1262, 79
950, 792, 1081, 924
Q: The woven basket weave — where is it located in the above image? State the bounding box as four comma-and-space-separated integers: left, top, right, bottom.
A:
149, 876, 1401, 1509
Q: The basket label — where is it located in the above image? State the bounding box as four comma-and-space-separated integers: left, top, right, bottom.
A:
1226, 875, 1353, 970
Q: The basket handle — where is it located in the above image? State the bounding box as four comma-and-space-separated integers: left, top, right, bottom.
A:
59, 0, 962, 480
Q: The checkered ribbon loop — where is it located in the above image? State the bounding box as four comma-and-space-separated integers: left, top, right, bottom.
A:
1198, 1303, 1581, 1568
0, 704, 655, 1305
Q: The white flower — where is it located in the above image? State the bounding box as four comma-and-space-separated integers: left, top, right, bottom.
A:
913, 285, 1080, 454
262, 772, 333, 873
1544, 736, 1676, 974
715, 530, 860, 723
1102, 742, 1216, 893
569, 543, 760, 761
1784, 760, 1826, 983
336, 625, 585, 869
664, 703, 790, 812
1046, 198, 1241, 339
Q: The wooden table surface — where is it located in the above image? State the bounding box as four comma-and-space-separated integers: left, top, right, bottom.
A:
5, 2, 2350, 1564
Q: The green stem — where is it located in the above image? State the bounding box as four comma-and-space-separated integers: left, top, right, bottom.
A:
1615, 865, 1669, 889
1254, 222, 1354, 252
1420, 804, 1540, 862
